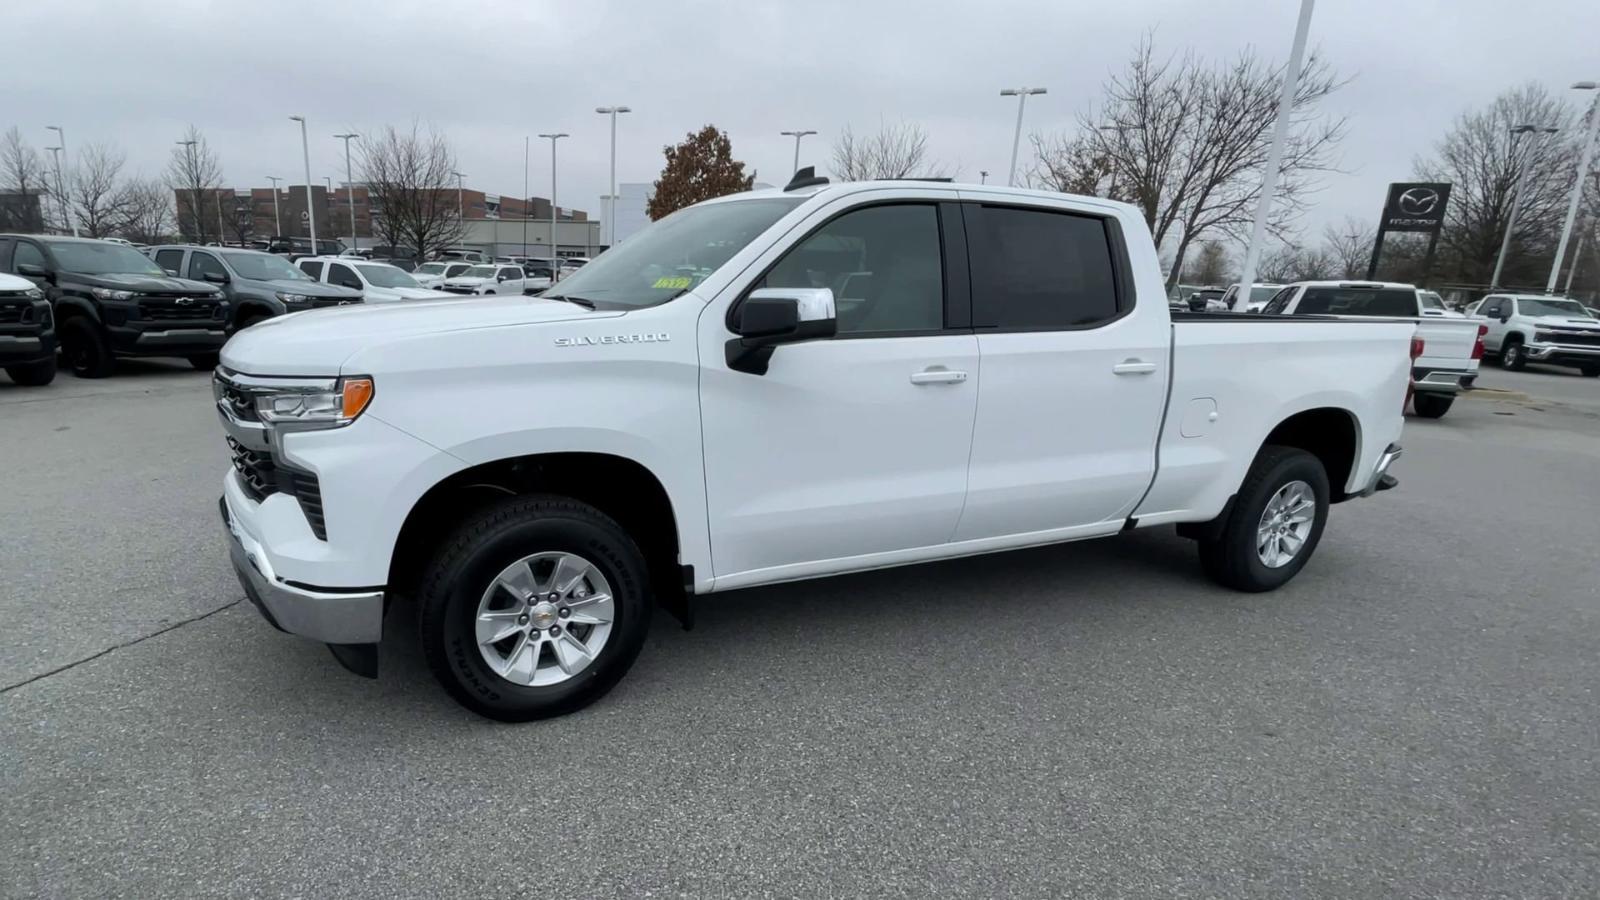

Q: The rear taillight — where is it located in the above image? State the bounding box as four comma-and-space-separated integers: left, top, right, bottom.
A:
1410, 337, 1425, 360
1406, 337, 1424, 412
1471, 324, 1487, 360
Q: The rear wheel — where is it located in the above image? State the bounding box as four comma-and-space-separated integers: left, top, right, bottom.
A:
59, 318, 115, 378
1411, 392, 1454, 419
1198, 446, 1330, 592
418, 495, 653, 721
1580, 365, 1600, 378
4, 356, 57, 386
188, 353, 220, 371
1500, 338, 1526, 371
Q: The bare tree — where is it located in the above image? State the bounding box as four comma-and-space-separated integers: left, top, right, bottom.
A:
164, 125, 224, 243
1415, 83, 1580, 287
1322, 215, 1376, 279
120, 177, 175, 244
1182, 239, 1232, 284
2, 126, 50, 231
1256, 243, 1337, 283
1028, 132, 1116, 196
1033, 34, 1347, 290
830, 121, 949, 181
357, 123, 466, 259
67, 142, 129, 238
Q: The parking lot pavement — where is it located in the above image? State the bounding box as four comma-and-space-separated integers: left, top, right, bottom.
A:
4, 365, 1598, 897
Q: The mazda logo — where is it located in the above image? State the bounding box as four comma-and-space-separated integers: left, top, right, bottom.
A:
1398, 188, 1440, 216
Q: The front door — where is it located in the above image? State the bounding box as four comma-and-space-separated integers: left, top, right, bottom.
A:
1479, 296, 1509, 351
699, 200, 979, 581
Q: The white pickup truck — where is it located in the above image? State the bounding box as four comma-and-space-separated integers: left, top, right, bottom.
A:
215, 178, 1414, 721
1257, 281, 1485, 419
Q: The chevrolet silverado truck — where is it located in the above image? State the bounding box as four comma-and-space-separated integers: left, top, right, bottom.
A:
0, 271, 57, 385
1474, 294, 1600, 376
1258, 280, 1485, 418
2, 234, 227, 377
216, 177, 1413, 721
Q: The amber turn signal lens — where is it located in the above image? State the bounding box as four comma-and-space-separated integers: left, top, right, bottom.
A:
341, 377, 375, 419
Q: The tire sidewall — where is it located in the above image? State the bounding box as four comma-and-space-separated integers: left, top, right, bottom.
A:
60, 318, 111, 378
427, 511, 650, 720
1230, 451, 1331, 590
1501, 340, 1523, 370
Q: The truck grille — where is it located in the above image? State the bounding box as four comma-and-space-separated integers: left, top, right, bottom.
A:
441, 285, 476, 294
1540, 330, 1600, 347
141, 296, 221, 321
217, 379, 260, 421
0, 302, 28, 324
227, 436, 328, 540
311, 297, 362, 308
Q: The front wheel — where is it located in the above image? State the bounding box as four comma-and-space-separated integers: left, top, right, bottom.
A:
418, 495, 653, 721
1412, 392, 1454, 419
1197, 446, 1330, 592
59, 318, 115, 378
5, 356, 57, 386
1501, 339, 1526, 371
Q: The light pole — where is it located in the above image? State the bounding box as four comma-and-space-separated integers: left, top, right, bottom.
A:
1566, 214, 1590, 294
44, 146, 71, 236
538, 133, 568, 270
175, 139, 200, 241
595, 105, 631, 246
1492, 124, 1560, 290
780, 129, 816, 176
980, 170, 988, 184
265, 176, 283, 236
1000, 87, 1046, 187
289, 116, 317, 249
1548, 81, 1600, 293
216, 189, 228, 244
453, 171, 466, 221
334, 133, 358, 252
46, 125, 78, 236
523, 135, 530, 256
1230, 0, 1315, 309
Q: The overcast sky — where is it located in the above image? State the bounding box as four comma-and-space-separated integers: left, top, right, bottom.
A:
10, 0, 1599, 244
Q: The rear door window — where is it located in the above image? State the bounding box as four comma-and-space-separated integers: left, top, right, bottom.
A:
12, 240, 47, 273
153, 248, 185, 275
1293, 287, 1418, 317
187, 251, 226, 281
327, 263, 363, 290
1260, 286, 1298, 315
298, 260, 324, 279
966, 205, 1121, 329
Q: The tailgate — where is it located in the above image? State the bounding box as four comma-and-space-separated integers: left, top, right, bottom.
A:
1413, 318, 1479, 370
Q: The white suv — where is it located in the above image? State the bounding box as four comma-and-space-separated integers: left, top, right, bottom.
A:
440, 264, 538, 295
412, 261, 476, 288
1475, 294, 1600, 375
296, 257, 456, 303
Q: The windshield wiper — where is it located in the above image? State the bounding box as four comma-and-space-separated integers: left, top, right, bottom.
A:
545, 294, 596, 309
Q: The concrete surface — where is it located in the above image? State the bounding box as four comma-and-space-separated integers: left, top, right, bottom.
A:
3, 359, 1597, 898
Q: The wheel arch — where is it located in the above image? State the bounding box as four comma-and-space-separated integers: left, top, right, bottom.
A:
1259, 406, 1360, 502
233, 298, 279, 327
52, 295, 100, 326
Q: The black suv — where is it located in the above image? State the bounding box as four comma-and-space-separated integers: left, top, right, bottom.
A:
265, 236, 346, 261
0, 235, 227, 378
0, 273, 57, 385
148, 245, 362, 331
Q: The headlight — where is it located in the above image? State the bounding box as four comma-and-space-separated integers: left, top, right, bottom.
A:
276, 292, 313, 305
91, 287, 136, 301
23, 287, 42, 300
255, 376, 375, 429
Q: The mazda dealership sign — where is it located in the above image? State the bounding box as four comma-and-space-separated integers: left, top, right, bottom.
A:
1380, 182, 1451, 232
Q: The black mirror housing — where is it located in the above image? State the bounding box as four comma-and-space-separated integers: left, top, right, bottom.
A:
17, 263, 49, 279
735, 296, 801, 338
204, 271, 229, 284
726, 288, 837, 375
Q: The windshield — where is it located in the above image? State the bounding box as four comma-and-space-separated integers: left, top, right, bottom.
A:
45, 240, 167, 276
416, 263, 446, 275
1419, 292, 1445, 310
1517, 298, 1592, 318
222, 252, 311, 281
356, 264, 420, 289
1250, 286, 1280, 303
463, 266, 496, 279
545, 197, 804, 309
1296, 287, 1417, 316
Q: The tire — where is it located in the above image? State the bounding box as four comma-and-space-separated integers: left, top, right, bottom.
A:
1580, 365, 1600, 378
59, 318, 115, 378
236, 313, 270, 332
188, 353, 220, 371
1197, 446, 1330, 593
1500, 338, 1526, 371
418, 494, 653, 722
4, 356, 57, 386
1411, 392, 1454, 419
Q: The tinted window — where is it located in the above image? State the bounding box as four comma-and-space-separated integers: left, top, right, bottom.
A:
188, 252, 226, 281
1295, 287, 1417, 317
968, 206, 1119, 329
328, 263, 363, 290
764, 203, 943, 334
43, 240, 165, 276
1260, 286, 1297, 315
154, 248, 185, 274
499, 267, 522, 281
298, 260, 324, 279
12, 241, 46, 272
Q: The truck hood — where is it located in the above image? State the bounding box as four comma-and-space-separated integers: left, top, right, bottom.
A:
220, 295, 621, 375
74, 272, 218, 295
442, 276, 492, 288
256, 278, 361, 299
367, 286, 460, 302
1527, 315, 1600, 329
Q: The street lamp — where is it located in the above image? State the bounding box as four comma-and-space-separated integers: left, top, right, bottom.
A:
1492, 124, 1560, 289
334, 133, 359, 252
289, 116, 317, 249
1000, 87, 1046, 187
46, 125, 78, 236
980, 170, 988, 184
453, 171, 466, 221
596, 105, 631, 246
1548, 81, 1600, 293
265, 176, 283, 236
44, 146, 70, 236
175, 139, 200, 241
538, 134, 568, 271
1230, 0, 1315, 310
780, 129, 817, 176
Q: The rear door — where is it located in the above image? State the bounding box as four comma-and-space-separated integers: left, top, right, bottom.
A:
952, 197, 1168, 541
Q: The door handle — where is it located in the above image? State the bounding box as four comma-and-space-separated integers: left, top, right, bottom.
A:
910, 368, 968, 385
1112, 360, 1158, 375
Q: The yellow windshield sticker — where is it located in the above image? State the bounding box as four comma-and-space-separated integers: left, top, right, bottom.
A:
652, 276, 691, 289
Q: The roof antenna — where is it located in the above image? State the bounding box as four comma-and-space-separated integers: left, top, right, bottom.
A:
784, 166, 829, 192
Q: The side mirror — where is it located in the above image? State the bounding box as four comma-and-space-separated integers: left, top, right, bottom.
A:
17, 262, 50, 280
1500, 313, 1511, 323
497, 273, 509, 282
203, 271, 229, 284
726, 287, 837, 375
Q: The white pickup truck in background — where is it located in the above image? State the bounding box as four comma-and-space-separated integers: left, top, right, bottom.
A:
1258, 280, 1485, 419
1472, 294, 1600, 376
214, 177, 1414, 721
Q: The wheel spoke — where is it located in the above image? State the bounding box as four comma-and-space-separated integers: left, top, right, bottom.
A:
501, 632, 539, 683
496, 561, 539, 602
476, 609, 526, 645
549, 554, 592, 596
564, 593, 614, 625
551, 630, 593, 675
1281, 530, 1305, 555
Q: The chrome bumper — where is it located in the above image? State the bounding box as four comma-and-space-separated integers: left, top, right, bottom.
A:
1357, 444, 1402, 498
1526, 343, 1600, 360
221, 495, 384, 644
1413, 370, 1470, 394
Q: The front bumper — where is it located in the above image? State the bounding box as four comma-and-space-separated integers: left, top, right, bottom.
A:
0, 328, 57, 365
1526, 343, 1600, 364
1356, 443, 1402, 498
222, 495, 384, 644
